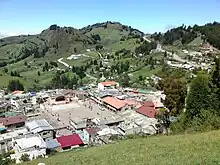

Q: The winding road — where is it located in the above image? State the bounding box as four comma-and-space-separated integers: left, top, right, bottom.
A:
57, 57, 97, 80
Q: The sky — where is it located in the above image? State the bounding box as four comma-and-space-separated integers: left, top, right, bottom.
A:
0, 0, 219, 36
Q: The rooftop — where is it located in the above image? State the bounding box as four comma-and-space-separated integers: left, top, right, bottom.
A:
15, 134, 46, 150
86, 127, 101, 135
136, 106, 156, 118
102, 97, 127, 110
26, 119, 54, 133
57, 134, 83, 148
100, 81, 117, 86
0, 115, 26, 126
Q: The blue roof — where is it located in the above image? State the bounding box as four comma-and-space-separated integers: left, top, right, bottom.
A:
46, 139, 60, 149
29, 92, 36, 96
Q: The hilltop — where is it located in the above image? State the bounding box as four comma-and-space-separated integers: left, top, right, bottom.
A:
151, 22, 220, 49
23, 130, 220, 165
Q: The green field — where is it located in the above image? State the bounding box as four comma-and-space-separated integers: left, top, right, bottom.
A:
131, 66, 162, 80
23, 130, 220, 165
107, 38, 140, 52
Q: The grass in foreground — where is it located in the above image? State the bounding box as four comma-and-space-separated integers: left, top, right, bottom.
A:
23, 130, 220, 165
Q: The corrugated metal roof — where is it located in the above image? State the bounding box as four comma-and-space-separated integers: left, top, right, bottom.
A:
57, 134, 83, 148
26, 119, 54, 134
46, 139, 60, 149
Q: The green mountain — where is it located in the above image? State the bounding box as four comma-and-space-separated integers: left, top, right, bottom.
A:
151, 22, 220, 49
0, 22, 145, 89
0, 25, 94, 66
81, 21, 144, 51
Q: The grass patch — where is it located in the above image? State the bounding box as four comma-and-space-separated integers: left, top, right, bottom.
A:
131, 66, 162, 80
23, 130, 220, 165
188, 36, 203, 46
107, 38, 140, 52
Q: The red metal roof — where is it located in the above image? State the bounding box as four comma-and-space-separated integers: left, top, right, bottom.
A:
136, 106, 156, 118
57, 134, 83, 148
0, 115, 26, 126
12, 90, 24, 95
102, 97, 127, 110
86, 127, 101, 135
142, 101, 155, 107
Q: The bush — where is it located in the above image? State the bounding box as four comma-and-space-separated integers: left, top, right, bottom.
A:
171, 109, 220, 134
20, 153, 30, 162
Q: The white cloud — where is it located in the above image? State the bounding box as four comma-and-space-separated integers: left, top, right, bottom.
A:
0, 29, 41, 37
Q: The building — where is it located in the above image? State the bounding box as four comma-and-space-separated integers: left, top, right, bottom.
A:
26, 119, 55, 141
102, 96, 127, 111
56, 134, 84, 150
136, 101, 157, 118
97, 116, 124, 127
69, 117, 87, 130
76, 127, 101, 144
98, 81, 119, 91
0, 115, 26, 129
118, 121, 141, 136
45, 139, 61, 153
96, 128, 120, 144
120, 110, 158, 135
0, 128, 28, 154
11, 134, 46, 163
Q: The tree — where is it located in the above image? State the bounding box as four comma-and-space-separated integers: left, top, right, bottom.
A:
20, 154, 30, 162
209, 57, 220, 111
95, 45, 103, 51
8, 80, 24, 92
93, 59, 98, 65
186, 74, 212, 119
164, 51, 167, 58
4, 67, 8, 73
138, 75, 144, 81
157, 77, 186, 116
43, 62, 49, 71
50, 61, 58, 67
119, 73, 130, 87
37, 71, 41, 76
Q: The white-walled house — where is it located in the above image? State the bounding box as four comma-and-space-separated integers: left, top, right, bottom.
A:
11, 134, 46, 163
98, 81, 119, 91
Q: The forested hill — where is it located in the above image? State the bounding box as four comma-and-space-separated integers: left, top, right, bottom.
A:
194, 22, 220, 49
151, 22, 220, 49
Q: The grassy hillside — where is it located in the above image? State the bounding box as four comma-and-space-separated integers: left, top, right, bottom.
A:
0, 22, 146, 89
82, 22, 144, 51
23, 130, 220, 165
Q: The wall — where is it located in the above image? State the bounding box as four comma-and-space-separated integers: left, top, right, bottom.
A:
76, 130, 89, 144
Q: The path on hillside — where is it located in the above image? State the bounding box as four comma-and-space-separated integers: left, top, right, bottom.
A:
57, 58, 72, 69
57, 57, 97, 80
143, 36, 152, 43
142, 36, 188, 63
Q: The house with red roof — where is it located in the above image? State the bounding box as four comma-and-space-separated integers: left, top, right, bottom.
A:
56, 133, 84, 150
136, 101, 157, 118
102, 96, 127, 111
0, 115, 26, 129
98, 81, 119, 91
